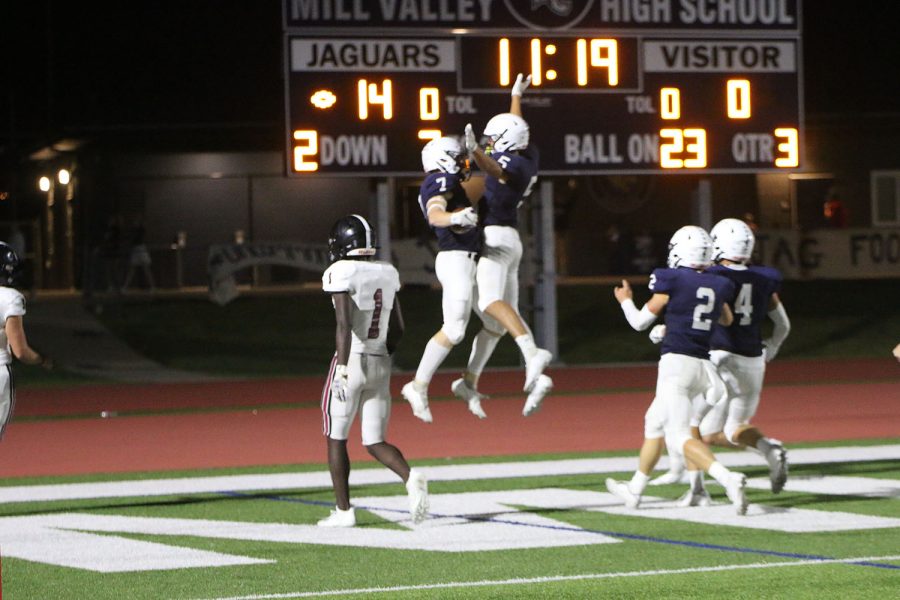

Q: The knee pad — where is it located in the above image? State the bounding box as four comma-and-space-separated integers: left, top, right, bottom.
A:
723, 419, 746, 445
440, 320, 467, 346
665, 428, 693, 456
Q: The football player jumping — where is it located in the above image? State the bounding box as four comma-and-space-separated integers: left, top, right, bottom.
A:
0, 241, 52, 440
605, 226, 751, 515
318, 215, 428, 527
450, 73, 554, 418
401, 137, 486, 422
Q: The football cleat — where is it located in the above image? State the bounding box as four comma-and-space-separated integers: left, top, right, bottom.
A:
451, 378, 487, 419
724, 472, 749, 515
317, 506, 356, 528
605, 478, 641, 509
401, 382, 433, 423
767, 443, 789, 494
648, 468, 689, 486
524, 348, 553, 392
523, 374, 553, 416
406, 468, 429, 524
677, 488, 712, 508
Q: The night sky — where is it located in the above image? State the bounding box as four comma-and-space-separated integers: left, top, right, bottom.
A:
2, 1, 898, 157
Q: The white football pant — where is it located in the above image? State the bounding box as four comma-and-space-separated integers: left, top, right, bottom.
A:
645, 353, 720, 454
475, 225, 523, 333
322, 353, 391, 446
435, 250, 478, 345
699, 350, 766, 443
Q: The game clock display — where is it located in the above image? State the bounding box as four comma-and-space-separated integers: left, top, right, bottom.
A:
284, 8, 802, 176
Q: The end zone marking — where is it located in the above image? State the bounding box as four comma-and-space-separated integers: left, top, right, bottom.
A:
188, 554, 900, 600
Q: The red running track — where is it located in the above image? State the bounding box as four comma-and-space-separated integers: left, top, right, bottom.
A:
1, 358, 897, 478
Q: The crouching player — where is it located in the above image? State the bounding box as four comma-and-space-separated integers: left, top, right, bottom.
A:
319, 215, 428, 527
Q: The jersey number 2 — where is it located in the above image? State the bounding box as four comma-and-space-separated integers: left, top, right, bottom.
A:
692, 287, 715, 331
367, 289, 383, 339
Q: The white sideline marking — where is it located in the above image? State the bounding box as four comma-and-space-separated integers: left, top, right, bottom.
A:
1, 444, 897, 505
190, 554, 900, 600
746, 475, 900, 498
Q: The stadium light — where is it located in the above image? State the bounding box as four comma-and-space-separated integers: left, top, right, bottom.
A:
39, 176, 51, 192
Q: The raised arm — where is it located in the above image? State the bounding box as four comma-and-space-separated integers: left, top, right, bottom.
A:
509, 73, 531, 117
614, 279, 668, 331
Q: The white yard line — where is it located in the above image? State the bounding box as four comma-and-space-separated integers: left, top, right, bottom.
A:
1, 444, 897, 505
190, 554, 900, 600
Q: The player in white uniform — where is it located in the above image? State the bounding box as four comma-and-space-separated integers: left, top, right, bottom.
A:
0, 242, 52, 439
318, 216, 428, 528
605, 227, 750, 515
400, 137, 483, 422
450, 73, 553, 418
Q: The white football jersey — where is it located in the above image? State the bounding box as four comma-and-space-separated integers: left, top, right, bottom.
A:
0, 286, 26, 365
322, 260, 401, 355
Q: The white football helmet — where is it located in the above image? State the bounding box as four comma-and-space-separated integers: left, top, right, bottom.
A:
667, 225, 713, 269
482, 112, 529, 153
710, 218, 755, 263
421, 136, 464, 174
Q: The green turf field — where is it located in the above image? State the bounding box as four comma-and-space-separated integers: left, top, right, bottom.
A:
2, 440, 897, 599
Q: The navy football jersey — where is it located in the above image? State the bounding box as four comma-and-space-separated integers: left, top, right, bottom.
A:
418, 172, 481, 253
649, 267, 736, 359
482, 145, 539, 227
708, 264, 782, 357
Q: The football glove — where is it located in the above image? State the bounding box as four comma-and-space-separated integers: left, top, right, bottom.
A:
511, 73, 532, 97
762, 339, 780, 362
449, 207, 478, 229
649, 324, 667, 345
464, 123, 478, 154
330, 364, 349, 403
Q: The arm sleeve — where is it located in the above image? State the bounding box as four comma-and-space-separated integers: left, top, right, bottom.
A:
620, 298, 658, 331
2, 291, 26, 323
767, 301, 791, 349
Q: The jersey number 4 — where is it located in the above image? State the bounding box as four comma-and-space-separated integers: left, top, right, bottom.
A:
734, 283, 753, 326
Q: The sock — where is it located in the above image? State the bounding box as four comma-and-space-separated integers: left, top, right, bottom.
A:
466, 329, 501, 381
668, 452, 685, 474
688, 470, 705, 492
515, 333, 538, 360
707, 461, 732, 486
414, 338, 452, 386
756, 437, 774, 455
629, 471, 650, 495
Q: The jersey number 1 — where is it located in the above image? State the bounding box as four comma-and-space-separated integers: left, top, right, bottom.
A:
367, 289, 383, 339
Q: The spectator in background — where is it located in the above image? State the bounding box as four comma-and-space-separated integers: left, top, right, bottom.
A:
98, 216, 123, 292
122, 215, 155, 292
742, 212, 760, 233
823, 187, 848, 228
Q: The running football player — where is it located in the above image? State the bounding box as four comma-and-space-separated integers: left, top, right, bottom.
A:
401, 137, 483, 422
318, 215, 428, 527
699, 218, 791, 492
453, 73, 554, 418
605, 226, 751, 515
649, 219, 792, 498
0, 241, 52, 440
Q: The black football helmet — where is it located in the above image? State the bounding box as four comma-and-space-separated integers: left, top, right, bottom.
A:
327, 214, 378, 263
0, 241, 21, 286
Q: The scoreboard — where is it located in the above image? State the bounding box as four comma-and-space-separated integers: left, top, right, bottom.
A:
283, 0, 803, 176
